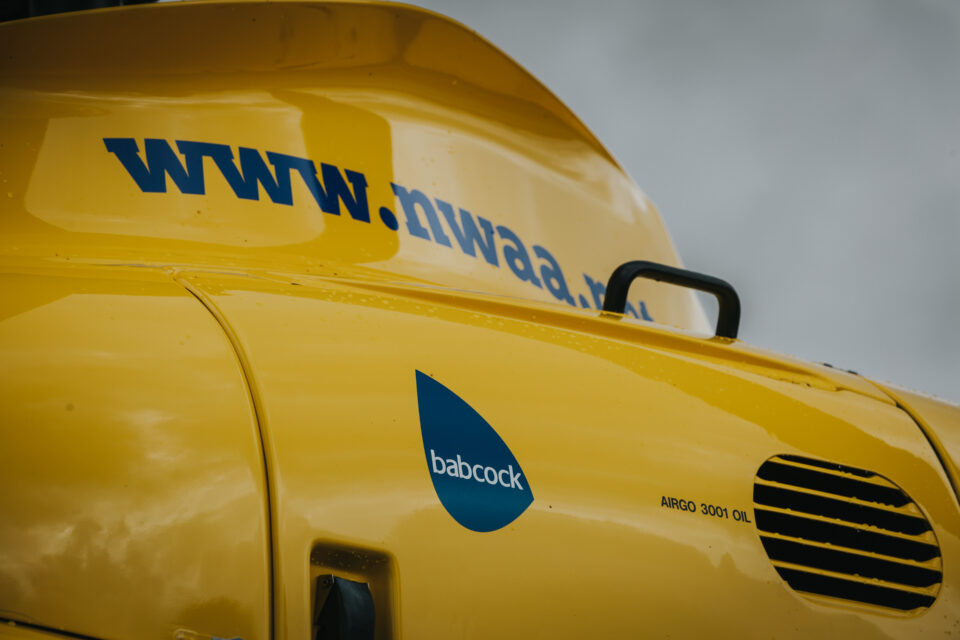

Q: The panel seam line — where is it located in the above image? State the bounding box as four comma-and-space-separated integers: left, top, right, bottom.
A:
174, 273, 278, 640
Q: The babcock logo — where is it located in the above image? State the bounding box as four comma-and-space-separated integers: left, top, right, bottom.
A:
415, 371, 533, 532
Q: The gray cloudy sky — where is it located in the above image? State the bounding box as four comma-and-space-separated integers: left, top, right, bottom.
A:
408, 0, 960, 402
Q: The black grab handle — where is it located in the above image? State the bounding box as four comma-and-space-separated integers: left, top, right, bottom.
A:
602, 260, 741, 339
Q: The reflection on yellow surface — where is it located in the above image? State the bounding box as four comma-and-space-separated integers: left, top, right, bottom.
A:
1, 2, 958, 638
0, 268, 270, 640
185, 271, 959, 639
0, 1, 706, 333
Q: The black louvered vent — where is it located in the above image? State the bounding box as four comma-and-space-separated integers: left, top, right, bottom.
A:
754, 454, 942, 613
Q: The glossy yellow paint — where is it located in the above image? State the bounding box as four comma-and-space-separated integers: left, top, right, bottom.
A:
0, 264, 271, 640
880, 386, 960, 508
1, 2, 959, 639
0, 621, 77, 640
0, 0, 705, 333
177, 270, 960, 639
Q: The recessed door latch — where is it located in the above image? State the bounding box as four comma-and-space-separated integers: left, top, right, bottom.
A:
314, 574, 376, 640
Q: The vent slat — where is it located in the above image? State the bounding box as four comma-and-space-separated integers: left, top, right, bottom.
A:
758, 461, 909, 507
771, 560, 940, 596
777, 454, 876, 479
755, 478, 920, 517
761, 531, 942, 572
755, 455, 941, 613
760, 537, 942, 588
773, 458, 899, 491
753, 484, 930, 536
774, 567, 936, 611
756, 504, 939, 546
755, 509, 941, 562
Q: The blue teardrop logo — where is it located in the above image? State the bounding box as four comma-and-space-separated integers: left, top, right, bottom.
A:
415, 370, 534, 532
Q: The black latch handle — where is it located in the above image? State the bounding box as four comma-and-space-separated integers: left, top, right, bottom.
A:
602, 260, 741, 339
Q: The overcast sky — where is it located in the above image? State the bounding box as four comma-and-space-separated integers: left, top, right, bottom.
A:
406, 0, 960, 402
